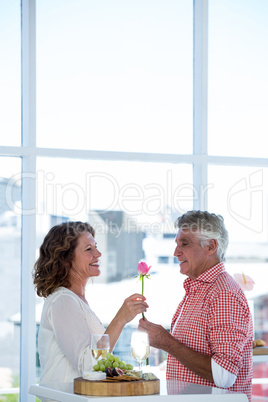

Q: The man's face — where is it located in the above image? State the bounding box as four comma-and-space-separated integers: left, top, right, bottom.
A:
173, 228, 211, 280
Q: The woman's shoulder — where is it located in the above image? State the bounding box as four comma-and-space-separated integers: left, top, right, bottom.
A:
46, 287, 80, 305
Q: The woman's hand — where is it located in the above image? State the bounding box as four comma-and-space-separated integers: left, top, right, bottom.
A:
117, 293, 148, 325
106, 294, 149, 351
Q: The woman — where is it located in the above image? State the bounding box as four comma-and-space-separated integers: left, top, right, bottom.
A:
33, 221, 148, 384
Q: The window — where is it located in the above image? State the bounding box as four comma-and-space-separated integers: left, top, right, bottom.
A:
0, 1, 21, 146
35, 158, 192, 347
36, 0, 193, 154
208, 0, 268, 157
1, 1, 268, 400
0, 157, 21, 394
158, 256, 169, 264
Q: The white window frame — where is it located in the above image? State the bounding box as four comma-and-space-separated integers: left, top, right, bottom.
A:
1, 0, 268, 400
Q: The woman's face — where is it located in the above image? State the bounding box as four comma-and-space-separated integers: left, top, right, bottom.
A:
71, 231, 102, 280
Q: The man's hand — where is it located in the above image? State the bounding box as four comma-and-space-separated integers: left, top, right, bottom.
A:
138, 317, 213, 382
138, 317, 172, 350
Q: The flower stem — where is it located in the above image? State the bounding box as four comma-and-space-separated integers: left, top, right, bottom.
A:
141, 275, 149, 365
142, 276, 145, 320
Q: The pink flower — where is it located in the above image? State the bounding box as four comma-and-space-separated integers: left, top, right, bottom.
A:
136, 261, 152, 322
136, 261, 151, 366
234, 273, 255, 291
138, 261, 151, 276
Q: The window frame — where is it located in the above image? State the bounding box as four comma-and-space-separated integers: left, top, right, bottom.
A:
1, 0, 268, 400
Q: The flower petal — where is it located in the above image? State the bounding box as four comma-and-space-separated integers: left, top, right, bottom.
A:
234, 273, 255, 291
137, 261, 151, 275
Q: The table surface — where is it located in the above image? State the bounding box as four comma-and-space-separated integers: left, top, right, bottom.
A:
29, 379, 248, 402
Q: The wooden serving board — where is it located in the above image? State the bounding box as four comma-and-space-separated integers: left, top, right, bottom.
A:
253, 346, 268, 355
74, 377, 160, 396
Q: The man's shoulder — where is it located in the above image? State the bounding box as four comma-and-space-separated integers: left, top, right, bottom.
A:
217, 270, 241, 290
210, 270, 248, 304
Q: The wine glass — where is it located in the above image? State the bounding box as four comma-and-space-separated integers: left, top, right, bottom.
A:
91, 334, 110, 361
131, 331, 150, 371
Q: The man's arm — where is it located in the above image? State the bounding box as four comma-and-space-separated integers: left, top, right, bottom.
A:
138, 318, 213, 382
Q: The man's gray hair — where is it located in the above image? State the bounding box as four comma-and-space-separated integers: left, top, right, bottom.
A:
175, 210, 229, 262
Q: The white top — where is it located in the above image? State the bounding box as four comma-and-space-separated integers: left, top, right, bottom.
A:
38, 287, 105, 384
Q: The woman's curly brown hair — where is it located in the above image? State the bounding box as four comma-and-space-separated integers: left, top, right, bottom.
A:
33, 221, 95, 298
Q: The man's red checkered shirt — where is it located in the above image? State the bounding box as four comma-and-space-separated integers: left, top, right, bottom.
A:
166, 262, 253, 401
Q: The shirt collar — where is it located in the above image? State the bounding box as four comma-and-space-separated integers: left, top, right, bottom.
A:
183, 262, 225, 293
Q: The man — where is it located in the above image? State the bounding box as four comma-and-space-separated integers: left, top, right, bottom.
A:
139, 210, 253, 401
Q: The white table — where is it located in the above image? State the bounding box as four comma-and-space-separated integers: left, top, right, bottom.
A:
29, 380, 248, 401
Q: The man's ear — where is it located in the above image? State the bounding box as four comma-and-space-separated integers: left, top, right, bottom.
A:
207, 239, 218, 255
